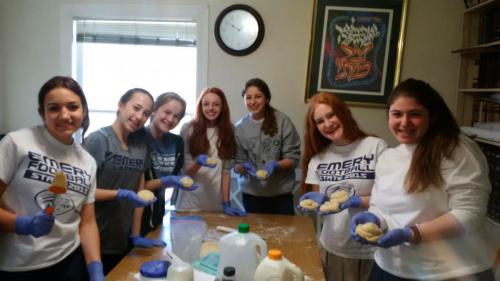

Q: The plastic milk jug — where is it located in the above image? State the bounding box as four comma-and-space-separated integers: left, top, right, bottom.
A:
217, 223, 267, 281
254, 249, 305, 281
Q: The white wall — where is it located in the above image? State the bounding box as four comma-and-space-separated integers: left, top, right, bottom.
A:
0, 0, 312, 139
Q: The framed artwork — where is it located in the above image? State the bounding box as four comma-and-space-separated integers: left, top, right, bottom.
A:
305, 0, 408, 106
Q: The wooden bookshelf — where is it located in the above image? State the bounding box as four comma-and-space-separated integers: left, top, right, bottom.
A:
456, 0, 500, 225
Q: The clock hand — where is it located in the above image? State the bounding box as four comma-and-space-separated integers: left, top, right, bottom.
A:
230, 23, 242, 32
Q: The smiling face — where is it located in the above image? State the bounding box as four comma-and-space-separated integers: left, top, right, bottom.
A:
42, 87, 84, 144
202, 92, 222, 126
389, 95, 430, 144
151, 99, 184, 135
117, 92, 153, 134
313, 103, 349, 146
244, 85, 267, 120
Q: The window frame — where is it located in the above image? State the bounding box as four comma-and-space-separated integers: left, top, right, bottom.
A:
60, 3, 208, 95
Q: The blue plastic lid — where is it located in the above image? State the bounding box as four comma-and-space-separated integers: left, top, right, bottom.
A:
140, 260, 170, 278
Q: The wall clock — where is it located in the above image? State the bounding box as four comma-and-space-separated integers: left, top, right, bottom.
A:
214, 4, 265, 56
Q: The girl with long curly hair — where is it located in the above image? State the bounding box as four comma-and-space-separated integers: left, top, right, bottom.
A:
352, 78, 494, 280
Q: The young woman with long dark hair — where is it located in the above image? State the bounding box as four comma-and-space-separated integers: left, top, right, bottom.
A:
234, 78, 301, 215
0, 76, 103, 280
352, 78, 495, 281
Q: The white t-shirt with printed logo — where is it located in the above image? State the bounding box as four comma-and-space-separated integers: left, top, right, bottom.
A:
0, 126, 97, 271
306, 136, 386, 259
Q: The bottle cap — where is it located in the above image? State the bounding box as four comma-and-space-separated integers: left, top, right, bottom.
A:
223, 266, 235, 277
238, 223, 249, 233
268, 249, 282, 260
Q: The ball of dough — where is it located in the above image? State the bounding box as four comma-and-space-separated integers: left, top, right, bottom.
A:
206, 158, 217, 165
256, 169, 268, 179
200, 241, 219, 257
299, 199, 319, 210
355, 222, 383, 242
180, 177, 194, 188
319, 200, 340, 213
329, 190, 349, 204
137, 189, 155, 201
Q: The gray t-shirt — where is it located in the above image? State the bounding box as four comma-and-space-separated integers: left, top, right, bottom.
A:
84, 126, 150, 255
234, 110, 301, 197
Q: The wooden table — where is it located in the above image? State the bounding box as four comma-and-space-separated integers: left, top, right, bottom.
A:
107, 211, 325, 280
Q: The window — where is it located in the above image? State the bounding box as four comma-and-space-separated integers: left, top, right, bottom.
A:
73, 19, 198, 134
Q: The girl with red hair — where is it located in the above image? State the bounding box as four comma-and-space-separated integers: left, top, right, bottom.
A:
299, 92, 387, 281
177, 87, 245, 216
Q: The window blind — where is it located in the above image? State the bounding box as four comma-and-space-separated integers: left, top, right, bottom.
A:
75, 18, 196, 47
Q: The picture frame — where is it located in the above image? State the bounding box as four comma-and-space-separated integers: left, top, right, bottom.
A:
305, 0, 408, 106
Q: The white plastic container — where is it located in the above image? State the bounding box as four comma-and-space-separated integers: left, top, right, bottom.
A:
163, 250, 194, 281
254, 249, 304, 281
217, 223, 267, 281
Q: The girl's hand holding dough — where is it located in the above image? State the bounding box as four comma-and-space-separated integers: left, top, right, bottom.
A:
355, 222, 383, 242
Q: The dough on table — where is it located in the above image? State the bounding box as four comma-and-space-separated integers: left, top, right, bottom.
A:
355, 222, 383, 242
319, 200, 340, 213
137, 189, 155, 201
256, 169, 268, 180
200, 241, 219, 257
181, 177, 194, 188
299, 199, 319, 210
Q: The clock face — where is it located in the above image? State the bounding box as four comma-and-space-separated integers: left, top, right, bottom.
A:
219, 9, 259, 51
215, 4, 265, 56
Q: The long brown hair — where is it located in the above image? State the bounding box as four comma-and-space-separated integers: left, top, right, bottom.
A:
189, 87, 236, 160
243, 78, 278, 137
300, 92, 368, 194
388, 78, 460, 193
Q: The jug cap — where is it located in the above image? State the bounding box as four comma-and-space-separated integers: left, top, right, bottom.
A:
223, 266, 235, 276
238, 223, 249, 233
268, 249, 283, 260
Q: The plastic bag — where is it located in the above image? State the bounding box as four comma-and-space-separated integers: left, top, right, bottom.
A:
170, 214, 207, 264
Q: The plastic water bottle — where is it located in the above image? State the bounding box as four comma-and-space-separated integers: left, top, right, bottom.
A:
217, 223, 267, 281
254, 249, 305, 281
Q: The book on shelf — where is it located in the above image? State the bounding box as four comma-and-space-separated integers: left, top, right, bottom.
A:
479, 9, 500, 44
478, 53, 500, 88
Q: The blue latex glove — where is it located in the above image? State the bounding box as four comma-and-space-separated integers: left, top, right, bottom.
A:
116, 189, 155, 207
378, 227, 412, 248
87, 261, 104, 281
263, 160, 279, 178
160, 175, 199, 191
350, 211, 381, 244
241, 161, 257, 177
222, 201, 246, 216
297, 192, 328, 212
130, 235, 167, 248
195, 154, 216, 168
15, 211, 55, 238
340, 195, 362, 210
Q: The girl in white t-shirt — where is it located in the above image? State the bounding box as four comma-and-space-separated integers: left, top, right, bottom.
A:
0, 76, 103, 280
352, 78, 495, 280
178, 87, 245, 216
298, 92, 387, 281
